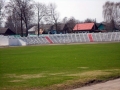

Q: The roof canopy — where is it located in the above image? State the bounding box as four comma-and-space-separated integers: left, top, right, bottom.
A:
0, 28, 9, 33
0, 28, 15, 35
73, 23, 94, 31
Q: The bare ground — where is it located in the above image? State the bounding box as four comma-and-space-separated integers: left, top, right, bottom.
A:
73, 78, 120, 90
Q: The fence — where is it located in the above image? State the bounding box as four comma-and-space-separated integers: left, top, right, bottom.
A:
0, 32, 120, 46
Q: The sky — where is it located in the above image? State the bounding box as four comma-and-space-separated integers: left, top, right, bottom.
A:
5, 0, 120, 23
34, 0, 120, 23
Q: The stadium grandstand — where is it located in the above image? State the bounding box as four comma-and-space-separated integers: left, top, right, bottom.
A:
0, 32, 120, 46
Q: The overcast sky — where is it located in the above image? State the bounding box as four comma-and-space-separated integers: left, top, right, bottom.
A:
5, 0, 120, 23
34, 0, 119, 23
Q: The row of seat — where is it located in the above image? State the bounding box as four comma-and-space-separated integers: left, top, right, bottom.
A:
92, 33, 120, 42
1, 32, 120, 46
19, 37, 49, 45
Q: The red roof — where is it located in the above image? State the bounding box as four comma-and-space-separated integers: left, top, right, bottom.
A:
73, 23, 94, 31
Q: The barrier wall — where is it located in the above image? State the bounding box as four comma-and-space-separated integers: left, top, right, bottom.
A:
0, 32, 120, 46
9, 37, 26, 46
0, 35, 9, 46
0, 36, 26, 46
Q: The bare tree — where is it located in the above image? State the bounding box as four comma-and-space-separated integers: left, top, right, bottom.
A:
5, 10, 21, 35
62, 17, 68, 24
35, 3, 46, 36
0, 0, 4, 27
6, 0, 23, 36
5, 4, 22, 35
46, 3, 60, 33
103, 1, 120, 31
6, 0, 34, 37
65, 17, 77, 33
84, 18, 96, 23
115, 2, 120, 29
22, 0, 34, 36
103, 1, 113, 23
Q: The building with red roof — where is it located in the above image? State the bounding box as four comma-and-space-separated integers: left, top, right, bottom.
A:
73, 23, 98, 33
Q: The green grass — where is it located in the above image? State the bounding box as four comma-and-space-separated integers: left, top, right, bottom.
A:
0, 43, 120, 90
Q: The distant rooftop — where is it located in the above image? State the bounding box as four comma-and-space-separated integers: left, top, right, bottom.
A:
73, 23, 94, 31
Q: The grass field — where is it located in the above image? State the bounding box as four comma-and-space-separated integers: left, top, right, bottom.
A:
0, 43, 120, 90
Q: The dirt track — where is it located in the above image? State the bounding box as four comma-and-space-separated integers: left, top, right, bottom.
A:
73, 78, 120, 90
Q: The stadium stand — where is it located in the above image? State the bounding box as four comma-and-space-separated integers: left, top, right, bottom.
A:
0, 32, 120, 46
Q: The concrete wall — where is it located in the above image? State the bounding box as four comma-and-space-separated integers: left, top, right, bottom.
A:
0, 36, 9, 46
9, 37, 26, 46
0, 36, 26, 46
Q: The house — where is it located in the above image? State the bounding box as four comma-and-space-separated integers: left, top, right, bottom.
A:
42, 24, 53, 34
0, 28, 16, 35
96, 23, 106, 32
73, 23, 98, 33
48, 25, 57, 34
28, 24, 55, 35
113, 27, 120, 32
49, 24, 66, 34
28, 26, 44, 35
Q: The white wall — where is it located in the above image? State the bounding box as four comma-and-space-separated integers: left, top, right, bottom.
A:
9, 37, 19, 46
0, 36, 26, 46
9, 38, 26, 46
0, 36, 9, 46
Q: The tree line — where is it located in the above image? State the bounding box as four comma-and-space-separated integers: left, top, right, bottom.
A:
0, 0, 120, 36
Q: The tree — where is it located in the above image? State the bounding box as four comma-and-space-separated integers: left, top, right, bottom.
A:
105, 19, 115, 31
6, 0, 34, 37
35, 3, 46, 36
5, 13, 21, 34
5, 6, 22, 35
115, 2, 120, 29
21, 0, 34, 36
103, 1, 120, 31
65, 17, 77, 33
0, 0, 4, 27
45, 3, 60, 33
62, 17, 68, 24
84, 18, 96, 23
6, 0, 23, 36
